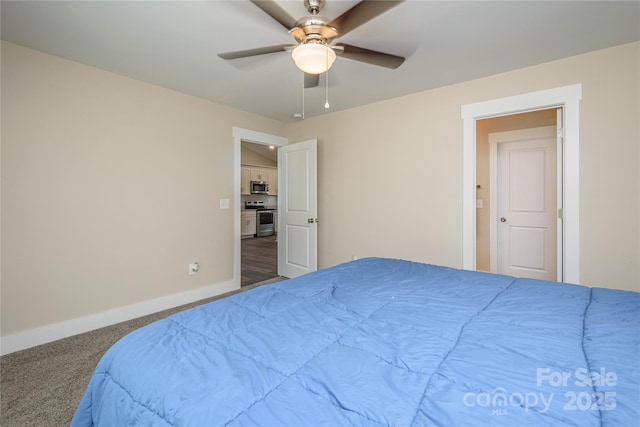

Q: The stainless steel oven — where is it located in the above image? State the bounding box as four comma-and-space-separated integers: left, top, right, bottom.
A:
256, 210, 275, 237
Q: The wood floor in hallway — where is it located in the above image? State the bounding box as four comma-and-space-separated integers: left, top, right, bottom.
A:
241, 235, 278, 287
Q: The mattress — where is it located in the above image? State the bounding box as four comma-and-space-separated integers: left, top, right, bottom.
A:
71, 258, 640, 426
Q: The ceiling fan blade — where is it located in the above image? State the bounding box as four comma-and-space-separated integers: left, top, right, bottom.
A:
218, 44, 292, 60
335, 43, 405, 69
250, 0, 298, 30
304, 73, 319, 88
328, 0, 404, 38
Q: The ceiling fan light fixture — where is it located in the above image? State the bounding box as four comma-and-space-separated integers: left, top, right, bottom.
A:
292, 42, 336, 74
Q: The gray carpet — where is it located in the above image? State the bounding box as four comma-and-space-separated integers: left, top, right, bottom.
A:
0, 277, 285, 427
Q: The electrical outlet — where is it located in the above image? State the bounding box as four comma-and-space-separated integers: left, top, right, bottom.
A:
351, 254, 358, 261
188, 262, 199, 275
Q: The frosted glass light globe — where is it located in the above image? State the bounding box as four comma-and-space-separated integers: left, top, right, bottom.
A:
292, 43, 336, 74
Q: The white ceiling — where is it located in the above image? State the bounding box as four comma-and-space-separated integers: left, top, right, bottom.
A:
2, 1, 639, 122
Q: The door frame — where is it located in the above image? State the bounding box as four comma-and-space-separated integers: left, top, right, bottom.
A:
461, 84, 582, 283
232, 127, 288, 288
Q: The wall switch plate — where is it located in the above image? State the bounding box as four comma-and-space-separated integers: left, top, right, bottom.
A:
219, 199, 230, 209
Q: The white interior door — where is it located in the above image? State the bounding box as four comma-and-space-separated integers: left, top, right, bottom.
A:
278, 139, 317, 278
490, 126, 557, 280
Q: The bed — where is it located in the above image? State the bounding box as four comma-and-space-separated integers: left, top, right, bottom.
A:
71, 257, 639, 426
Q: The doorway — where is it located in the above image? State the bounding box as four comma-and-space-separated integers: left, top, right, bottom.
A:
476, 110, 559, 280
232, 128, 319, 288
232, 127, 287, 289
240, 141, 279, 286
461, 84, 582, 284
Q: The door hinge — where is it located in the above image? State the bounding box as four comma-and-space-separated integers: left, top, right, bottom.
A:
557, 127, 564, 139
558, 208, 563, 219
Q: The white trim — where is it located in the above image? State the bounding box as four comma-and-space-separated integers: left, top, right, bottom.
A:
461, 84, 582, 283
556, 108, 565, 283
462, 115, 477, 271
232, 127, 288, 146
0, 279, 237, 355
489, 133, 499, 273
232, 127, 288, 286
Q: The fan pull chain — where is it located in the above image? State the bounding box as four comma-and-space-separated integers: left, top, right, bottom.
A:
324, 47, 330, 109
302, 71, 305, 119
324, 70, 330, 109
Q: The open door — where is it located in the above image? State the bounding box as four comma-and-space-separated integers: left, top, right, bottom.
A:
278, 139, 317, 278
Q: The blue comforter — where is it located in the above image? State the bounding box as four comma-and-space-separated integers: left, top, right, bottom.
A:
71, 258, 639, 426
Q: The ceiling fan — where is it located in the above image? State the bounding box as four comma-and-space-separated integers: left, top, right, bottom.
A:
218, 0, 405, 88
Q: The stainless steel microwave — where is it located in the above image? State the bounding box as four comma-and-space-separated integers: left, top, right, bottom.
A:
250, 181, 269, 194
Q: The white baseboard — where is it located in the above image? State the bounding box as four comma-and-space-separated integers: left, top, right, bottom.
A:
0, 279, 239, 356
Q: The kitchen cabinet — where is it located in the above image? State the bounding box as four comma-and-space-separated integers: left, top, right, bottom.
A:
250, 167, 269, 182
241, 164, 277, 195
240, 166, 251, 195
267, 168, 278, 195
241, 210, 256, 238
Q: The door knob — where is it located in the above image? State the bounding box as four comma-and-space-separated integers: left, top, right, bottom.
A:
500, 217, 507, 223
307, 218, 315, 223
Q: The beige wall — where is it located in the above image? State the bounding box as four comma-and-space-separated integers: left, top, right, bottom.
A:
1, 42, 286, 336
287, 41, 640, 292
2, 40, 639, 342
